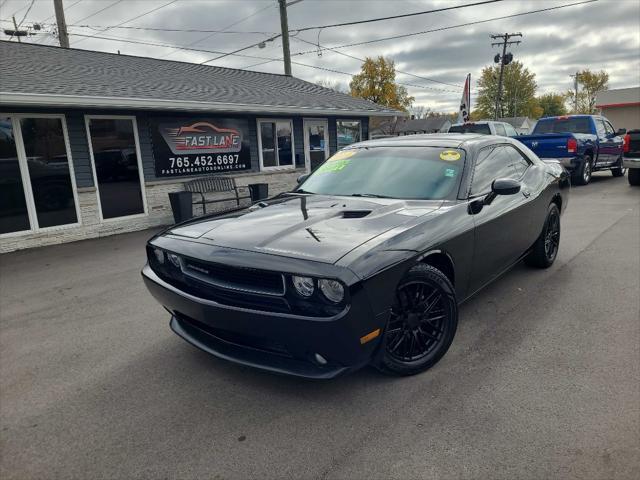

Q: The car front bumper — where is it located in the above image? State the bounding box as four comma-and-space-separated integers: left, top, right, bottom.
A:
142, 264, 388, 379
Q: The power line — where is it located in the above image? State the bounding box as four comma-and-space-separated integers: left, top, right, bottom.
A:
292, 0, 504, 32
204, 0, 505, 73
73, 0, 177, 46
289, 0, 598, 55
290, 35, 462, 91
71, 0, 124, 25
40, 0, 84, 24
162, 2, 275, 60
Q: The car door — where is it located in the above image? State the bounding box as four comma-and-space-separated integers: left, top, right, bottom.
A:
468, 145, 533, 293
595, 118, 614, 165
604, 119, 624, 163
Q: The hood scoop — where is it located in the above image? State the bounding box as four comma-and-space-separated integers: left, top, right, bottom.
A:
342, 210, 372, 219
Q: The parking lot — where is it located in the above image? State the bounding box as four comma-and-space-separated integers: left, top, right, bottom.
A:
1, 173, 638, 479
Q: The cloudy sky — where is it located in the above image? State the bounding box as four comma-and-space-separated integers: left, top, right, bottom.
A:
2, 0, 639, 111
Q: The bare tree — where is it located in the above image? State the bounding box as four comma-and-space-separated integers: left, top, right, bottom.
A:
316, 79, 347, 93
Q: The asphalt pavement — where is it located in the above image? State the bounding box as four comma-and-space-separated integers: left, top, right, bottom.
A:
1, 172, 638, 480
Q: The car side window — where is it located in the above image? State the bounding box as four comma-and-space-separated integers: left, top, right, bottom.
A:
503, 145, 531, 177
470, 146, 517, 196
604, 121, 615, 136
504, 124, 518, 137
595, 119, 607, 138
494, 123, 507, 136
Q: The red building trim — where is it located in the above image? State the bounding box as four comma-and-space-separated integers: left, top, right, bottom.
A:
596, 102, 640, 108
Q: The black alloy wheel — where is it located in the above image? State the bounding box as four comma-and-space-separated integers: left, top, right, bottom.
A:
543, 207, 561, 263
377, 264, 457, 376
525, 203, 561, 268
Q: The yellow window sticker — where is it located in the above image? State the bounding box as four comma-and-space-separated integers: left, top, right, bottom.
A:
317, 159, 350, 173
328, 150, 357, 161
439, 150, 461, 161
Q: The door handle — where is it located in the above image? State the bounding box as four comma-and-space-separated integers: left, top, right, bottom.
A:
522, 190, 531, 198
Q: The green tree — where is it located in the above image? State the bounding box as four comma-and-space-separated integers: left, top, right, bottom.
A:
565, 69, 609, 114
350, 56, 414, 112
537, 92, 568, 117
475, 61, 539, 119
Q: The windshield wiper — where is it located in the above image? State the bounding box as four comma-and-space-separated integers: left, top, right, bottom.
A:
350, 193, 393, 199
286, 189, 315, 195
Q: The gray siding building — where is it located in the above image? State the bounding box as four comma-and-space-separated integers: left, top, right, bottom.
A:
0, 41, 398, 252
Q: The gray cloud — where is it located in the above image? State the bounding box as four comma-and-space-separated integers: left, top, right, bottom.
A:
2, 0, 639, 111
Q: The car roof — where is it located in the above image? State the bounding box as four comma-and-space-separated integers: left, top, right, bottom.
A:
351, 133, 497, 149
450, 120, 503, 126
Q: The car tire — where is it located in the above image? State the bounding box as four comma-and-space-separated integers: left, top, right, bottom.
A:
611, 156, 626, 177
525, 203, 561, 269
572, 155, 592, 185
375, 264, 458, 376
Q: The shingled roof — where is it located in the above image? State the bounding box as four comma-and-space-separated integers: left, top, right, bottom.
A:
0, 41, 400, 116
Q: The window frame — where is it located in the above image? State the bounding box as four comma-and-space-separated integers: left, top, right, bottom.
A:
256, 118, 296, 171
0, 112, 81, 238
336, 119, 363, 149
84, 114, 148, 223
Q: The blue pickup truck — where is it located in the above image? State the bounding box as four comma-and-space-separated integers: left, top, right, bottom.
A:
518, 115, 625, 185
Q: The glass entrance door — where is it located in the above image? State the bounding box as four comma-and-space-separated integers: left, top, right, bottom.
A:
304, 119, 329, 172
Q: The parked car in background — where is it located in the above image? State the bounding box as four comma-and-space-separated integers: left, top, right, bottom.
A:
518, 115, 625, 185
623, 129, 640, 186
143, 134, 569, 379
448, 121, 519, 137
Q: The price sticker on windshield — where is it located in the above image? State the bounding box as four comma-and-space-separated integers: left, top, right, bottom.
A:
439, 150, 461, 161
317, 159, 350, 173
328, 150, 357, 161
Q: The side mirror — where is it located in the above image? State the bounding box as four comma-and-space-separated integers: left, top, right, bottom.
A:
492, 178, 521, 196
616, 128, 627, 136
297, 173, 310, 184
481, 178, 521, 207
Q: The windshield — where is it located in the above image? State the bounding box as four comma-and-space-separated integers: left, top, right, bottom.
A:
298, 147, 465, 200
448, 124, 491, 134
533, 117, 591, 134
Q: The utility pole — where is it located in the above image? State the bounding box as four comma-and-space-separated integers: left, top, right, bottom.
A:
12, 16, 21, 42
491, 32, 522, 120
278, 0, 292, 76
54, 0, 70, 48
570, 71, 579, 113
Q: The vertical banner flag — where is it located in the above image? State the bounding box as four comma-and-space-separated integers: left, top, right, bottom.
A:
457, 74, 471, 124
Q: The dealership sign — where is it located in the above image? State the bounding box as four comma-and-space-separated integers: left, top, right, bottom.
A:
150, 117, 251, 177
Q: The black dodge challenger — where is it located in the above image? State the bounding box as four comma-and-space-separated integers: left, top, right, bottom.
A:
142, 134, 570, 378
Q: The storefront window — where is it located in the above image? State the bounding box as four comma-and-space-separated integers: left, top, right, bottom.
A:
258, 119, 294, 169
0, 117, 30, 234
0, 115, 79, 235
20, 117, 78, 228
87, 117, 145, 220
336, 120, 362, 149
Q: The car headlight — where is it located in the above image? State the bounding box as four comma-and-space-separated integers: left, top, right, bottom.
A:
319, 279, 345, 303
292, 276, 314, 297
153, 248, 165, 264
167, 252, 181, 268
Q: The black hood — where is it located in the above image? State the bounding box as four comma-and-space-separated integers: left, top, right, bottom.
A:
167, 195, 443, 264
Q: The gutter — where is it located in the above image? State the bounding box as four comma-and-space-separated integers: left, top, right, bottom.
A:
0, 92, 402, 117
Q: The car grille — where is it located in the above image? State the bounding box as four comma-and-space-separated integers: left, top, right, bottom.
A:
181, 257, 285, 296
177, 313, 292, 357
182, 275, 292, 313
